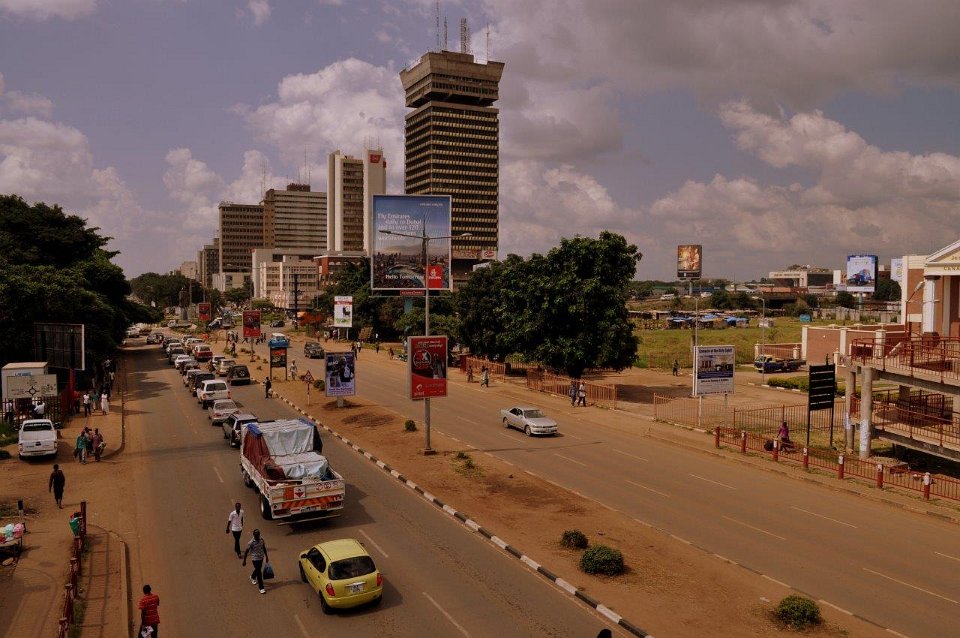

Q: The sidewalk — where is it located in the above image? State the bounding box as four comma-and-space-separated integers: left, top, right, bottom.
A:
0, 386, 127, 638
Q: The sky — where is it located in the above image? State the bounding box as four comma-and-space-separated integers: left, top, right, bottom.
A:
1, 0, 959, 281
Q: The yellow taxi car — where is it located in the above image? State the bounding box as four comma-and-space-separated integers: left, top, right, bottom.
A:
299, 539, 383, 613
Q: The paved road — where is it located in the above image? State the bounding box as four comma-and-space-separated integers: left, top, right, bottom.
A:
121, 346, 614, 637
279, 342, 960, 638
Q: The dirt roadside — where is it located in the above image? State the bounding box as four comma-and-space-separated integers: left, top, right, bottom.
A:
264, 360, 891, 638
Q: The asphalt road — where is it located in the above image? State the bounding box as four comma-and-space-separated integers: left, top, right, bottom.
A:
280, 342, 960, 638
121, 345, 614, 637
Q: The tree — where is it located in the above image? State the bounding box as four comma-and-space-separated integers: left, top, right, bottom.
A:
873, 279, 901, 302
457, 232, 641, 377
225, 287, 250, 305
835, 291, 855, 308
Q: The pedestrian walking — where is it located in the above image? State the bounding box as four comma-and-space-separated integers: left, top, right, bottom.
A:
264, 377, 272, 399
569, 381, 577, 406
84, 428, 94, 460
83, 392, 92, 417
480, 366, 489, 387
92, 428, 104, 462
290, 360, 297, 381
467, 365, 474, 383
226, 502, 244, 558
72, 390, 81, 415
242, 528, 269, 594
138, 584, 160, 637
75, 431, 87, 464
49, 464, 66, 508
672, 359, 680, 376
388, 347, 394, 360
101, 392, 109, 415
375, 341, 380, 354
577, 382, 587, 407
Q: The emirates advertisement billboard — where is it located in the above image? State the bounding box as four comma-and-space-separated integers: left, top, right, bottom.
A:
408, 336, 448, 400
242, 310, 262, 338
198, 302, 212, 321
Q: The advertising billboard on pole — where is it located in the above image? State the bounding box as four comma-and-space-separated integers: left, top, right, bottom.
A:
198, 302, 211, 321
242, 310, 261, 338
325, 352, 356, 397
371, 195, 452, 292
890, 258, 904, 283
333, 296, 353, 328
845, 255, 878, 293
677, 245, 702, 280
693, 345, 735, 396
408, 336, 448, 399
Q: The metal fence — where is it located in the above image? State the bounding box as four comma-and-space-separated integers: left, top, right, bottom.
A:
652, 394, 731, 428
56, 501, 87, 638
526, 370, 618, 408
851, 336, 960, 385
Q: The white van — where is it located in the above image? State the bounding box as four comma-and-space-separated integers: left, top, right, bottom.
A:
197, 379, 230, 408
18, 419, 57, 459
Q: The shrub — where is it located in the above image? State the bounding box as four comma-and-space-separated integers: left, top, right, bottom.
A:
579, 544, 624, 575
404, 419, 417, 432
455, 451, 470, 460
560, 529, 588, 550
313, 379, 325, 391
774, 595, 822, 629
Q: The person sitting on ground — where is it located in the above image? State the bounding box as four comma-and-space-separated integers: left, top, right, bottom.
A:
777, 420, 795, 451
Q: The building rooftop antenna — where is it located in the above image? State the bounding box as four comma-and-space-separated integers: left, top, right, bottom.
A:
460, 17, 471, 55
435, 0, 440, 52
443, 17, 448, 51
485, 24, 490, 62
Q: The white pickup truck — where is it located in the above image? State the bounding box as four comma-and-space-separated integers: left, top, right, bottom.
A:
18, 419, 58, 459
239, 418, 345, 522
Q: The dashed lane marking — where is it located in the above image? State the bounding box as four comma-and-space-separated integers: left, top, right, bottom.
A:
689, 473, 736, 490
624, 479, 670, 498
423, 591, 471, 637
358, 529, 389, 559
722, 516, 786, 541
863, 567, 960, 605
790, 506, 857, 528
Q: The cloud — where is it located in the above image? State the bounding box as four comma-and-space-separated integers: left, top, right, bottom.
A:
0, 74, 54, 117
0, 0, 97, 20
236, 58, 405, 189
247, 0, 271, 26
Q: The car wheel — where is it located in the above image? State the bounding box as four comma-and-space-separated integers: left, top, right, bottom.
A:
299, 563, 307, 583
524, 424, 531, 436
503, 418, 510, 430
320, 592, 334, 615
243, 471, 254, 488
260, 496, 273, 520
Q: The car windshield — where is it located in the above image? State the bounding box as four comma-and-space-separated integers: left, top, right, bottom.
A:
523, 410, 544, 418
328, 556, 376, 580
214, 401, 237, 411
22, 422, 53, 432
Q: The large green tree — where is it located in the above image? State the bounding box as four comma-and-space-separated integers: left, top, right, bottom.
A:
457, 232, 641, 377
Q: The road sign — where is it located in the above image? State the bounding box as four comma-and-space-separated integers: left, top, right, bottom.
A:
4, 374, 58, 400
808, 365, 836, 411
301, 370, 314, 384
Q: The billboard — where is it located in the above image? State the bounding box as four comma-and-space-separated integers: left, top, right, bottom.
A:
890, 258, 904, 283
4, 374, 58, 400
371, 195, 452, 292
198, 302, 212, 321
677, 245, 702, 280
846, 255, 878, 293
325, 352, 356, 397
34, 323, 85, 370
242, 310, 262, 338
333, 296, 353, 328
693, 345, 735, 396
408, 336, 448, 400
269, 347, 287, 370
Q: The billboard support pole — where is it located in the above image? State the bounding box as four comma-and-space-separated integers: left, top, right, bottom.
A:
422, 219, 433, 454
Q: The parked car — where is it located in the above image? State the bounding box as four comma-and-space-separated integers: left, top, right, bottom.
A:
500, 406, 558, 436
173, 354, 195, 370
183, 368, 205, 388
193, 344, 213, 362
166, 346, 186, 361
189, 372, 216, 394
207, 318, 222, 330
270, 319, 285, 328
226, 365, 251, 385
180, 360, 200, 376
197, 379, 230, 408
222, 412, 258, 447
299, 539, 383, 613
304, 342, 325, 359
18, 419, 57, 459
216, 358, 236, 375
208, 399, 239, 425
125, 327, 140, 338
269, 332, 289, 346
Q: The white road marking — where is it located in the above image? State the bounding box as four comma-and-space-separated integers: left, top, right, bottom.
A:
818, 599, 853, 616
423, 591, 471, 637
612, 449, 649, 462
212, 466, 224, 484
689, 473, 736, 490
498, 432, 517, 441
863, 568, 960, 605
722, 516, 786, 541
790, 506, 857, 528
358, 529, 389, 559
625, 479, 670, 498
935, 551, 960, 563
456, 416, 474, 423
554, 453, 587, 467
294, 613, 311, 638
564, 433, 582, 440
761, 574, 791, 588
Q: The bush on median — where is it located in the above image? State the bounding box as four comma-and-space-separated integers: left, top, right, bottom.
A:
774, 595, 821, 629
579, 544, 624, 576
560, 529, 588, 549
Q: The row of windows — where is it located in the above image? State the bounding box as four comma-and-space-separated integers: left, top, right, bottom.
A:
406, 108, 498, 127
406, 118, 498, 134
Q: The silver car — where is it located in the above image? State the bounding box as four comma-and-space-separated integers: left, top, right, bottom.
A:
500, 406, 559, 436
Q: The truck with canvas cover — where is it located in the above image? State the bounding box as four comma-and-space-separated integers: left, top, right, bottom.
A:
240, 418, 345, 521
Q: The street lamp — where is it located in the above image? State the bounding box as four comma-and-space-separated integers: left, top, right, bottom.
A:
380, 221, 471, 453
760, 294, 767, 386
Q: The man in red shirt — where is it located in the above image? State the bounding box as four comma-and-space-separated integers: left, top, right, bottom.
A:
138, 584, 160, 636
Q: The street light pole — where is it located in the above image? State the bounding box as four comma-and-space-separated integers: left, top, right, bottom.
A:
761, 295, 767, 386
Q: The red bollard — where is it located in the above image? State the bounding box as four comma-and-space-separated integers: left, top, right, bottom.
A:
923, 472, 931, 500
740, 431, 747, 454
802, 447, 809, 470
876, 463, 884, 489
838, 454, 845, 479
715, 426, 721, 449
772, 440, 779, 462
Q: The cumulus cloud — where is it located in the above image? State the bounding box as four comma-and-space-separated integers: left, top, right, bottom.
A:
247, 0, 271, 26
0, 0, 97, 20
236, 58, 405, 189
0, 73, 54, 117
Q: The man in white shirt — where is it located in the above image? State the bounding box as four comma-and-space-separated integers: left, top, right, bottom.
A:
225, 502, 244, 558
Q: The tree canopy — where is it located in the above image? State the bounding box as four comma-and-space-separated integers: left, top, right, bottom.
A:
457, 232, 641, 377
0, 194, 158, 370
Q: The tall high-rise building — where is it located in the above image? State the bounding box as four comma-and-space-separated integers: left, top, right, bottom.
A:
328, 149, 386, 253
400, 50, 504, 278
263, 184, 327, 254
218, 202, 264, 275
197, 238, 220, 289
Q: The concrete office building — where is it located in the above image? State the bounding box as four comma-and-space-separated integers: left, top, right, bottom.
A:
218, 202, 264, 277
179, 260, 198, 281
251, 248, 321, 301
197, 239, 219, 289
251, 252, 319, 311
263, 183, 327, 254
328, 149, 385, 253
400, 50, 504, 279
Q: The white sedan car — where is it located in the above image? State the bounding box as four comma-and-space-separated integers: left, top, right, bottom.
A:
208, 399, 239, 425
500, 406, 558, 436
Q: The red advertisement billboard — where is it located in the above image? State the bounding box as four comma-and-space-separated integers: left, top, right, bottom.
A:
427, 264, 444, 290
242, 310, 262, 338
198, 302, 212, 321
408, 336, 448, 400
